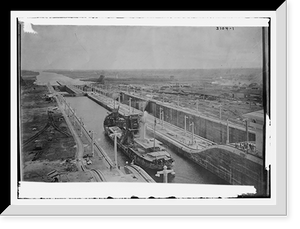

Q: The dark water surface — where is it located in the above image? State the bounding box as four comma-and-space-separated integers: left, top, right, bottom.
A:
65, 96, 227, 185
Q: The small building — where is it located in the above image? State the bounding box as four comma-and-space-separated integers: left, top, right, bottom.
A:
198, 91, 220, 100
243, 110, 264, 156
232, 92, 245, 99
82, 85, 91, 91
34, 142, 43, 150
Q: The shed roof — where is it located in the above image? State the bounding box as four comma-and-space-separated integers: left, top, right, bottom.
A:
243, 110, 264, 121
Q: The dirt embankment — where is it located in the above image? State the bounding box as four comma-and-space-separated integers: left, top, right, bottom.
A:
20, 76, 80, 182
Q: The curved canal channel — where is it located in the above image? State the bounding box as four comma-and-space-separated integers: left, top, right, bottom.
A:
65, 96, 228, 185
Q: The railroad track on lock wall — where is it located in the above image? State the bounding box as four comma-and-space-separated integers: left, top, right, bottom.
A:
90, 169, 106, 182
125, 165, 155, 183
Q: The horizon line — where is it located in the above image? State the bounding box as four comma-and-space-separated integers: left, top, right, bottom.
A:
22, 67, 263, 72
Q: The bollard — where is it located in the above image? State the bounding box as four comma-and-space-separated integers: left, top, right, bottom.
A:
155, 165, 175, 183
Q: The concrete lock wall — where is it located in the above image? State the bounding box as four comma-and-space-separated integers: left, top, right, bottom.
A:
147, 122, 264, 195
121, 93, 255, 144
112, 93, 264, 193
147, 101, 255, 144
121, 93, 145, 110
189, 147, 265, 195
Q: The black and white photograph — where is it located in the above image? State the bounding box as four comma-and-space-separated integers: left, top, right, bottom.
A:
18, 21, 269, 195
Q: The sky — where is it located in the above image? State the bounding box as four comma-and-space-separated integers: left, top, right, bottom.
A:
21, 24, 263, 70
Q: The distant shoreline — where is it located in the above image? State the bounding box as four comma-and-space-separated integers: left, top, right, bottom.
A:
22, 67, 262, 72
23, 68, 262, 86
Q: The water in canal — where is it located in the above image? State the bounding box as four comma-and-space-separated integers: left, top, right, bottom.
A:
35, 71, 93, 86
65, 96, 228, 185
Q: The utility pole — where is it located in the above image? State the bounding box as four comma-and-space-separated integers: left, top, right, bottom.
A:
67, 103, 69, 116
159, 108, 164, 128
114, 134, 118, 168
219, 105, 222, 144
129, 98, 132, 114
184, 115, 188, 135
161, 109, 164, 129
190, 122, 194, 145
245, 119, 249, 142
159, 107, 163, 124
226, 119, 229, 144
80, 118, 83, 137
196, 100, 199, 113
153, 118, 156, 150
91, 131, 94, 157
73, 109, 76, 126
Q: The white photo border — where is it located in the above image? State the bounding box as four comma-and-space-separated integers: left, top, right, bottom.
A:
5, 5, 287, 215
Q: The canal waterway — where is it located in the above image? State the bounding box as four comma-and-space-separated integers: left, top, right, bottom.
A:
35, 71, 92, 86
36, 71, 227, 184
65, 96, 228, 185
